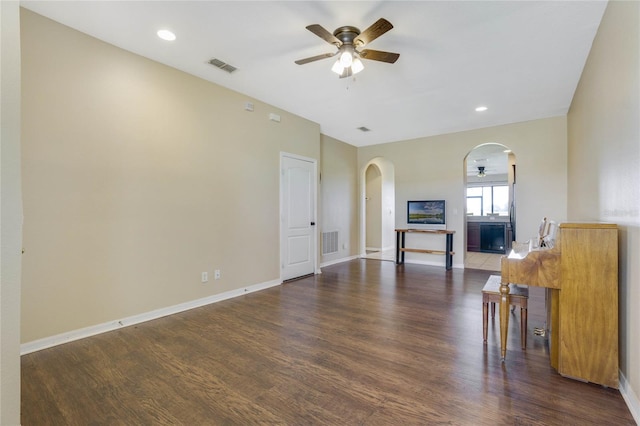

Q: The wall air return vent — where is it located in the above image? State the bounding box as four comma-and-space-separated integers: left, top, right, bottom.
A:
322, 231, 339, 255
208, 58, 237, 74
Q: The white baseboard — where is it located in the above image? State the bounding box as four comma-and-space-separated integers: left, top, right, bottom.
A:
20, 278, 281, 355
620, 371, 640, 424
320, 255, 360, 268
364, 245, 395, 253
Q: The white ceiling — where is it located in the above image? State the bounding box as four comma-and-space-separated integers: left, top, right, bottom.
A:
21, 1, 607, 147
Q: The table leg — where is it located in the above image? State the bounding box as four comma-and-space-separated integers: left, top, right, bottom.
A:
395, 231, 400, 264
499, 281, 511, 360
482, 301, 488, 343
445, 233, 453, 270
521, 307, 527, 350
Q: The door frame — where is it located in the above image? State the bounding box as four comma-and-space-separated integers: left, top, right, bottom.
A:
279, 152, 319, 281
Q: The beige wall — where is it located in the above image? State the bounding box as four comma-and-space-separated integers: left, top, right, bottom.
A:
20, 10, 320, 342
567, 0, 640, 414
320, 134, 358, 263
1, 1, 23, 423
358, 116, 568, 267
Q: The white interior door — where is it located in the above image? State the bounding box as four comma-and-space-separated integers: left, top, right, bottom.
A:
281, 153, 316, 281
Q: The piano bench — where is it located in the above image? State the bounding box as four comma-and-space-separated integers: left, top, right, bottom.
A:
482, 275, 529, 350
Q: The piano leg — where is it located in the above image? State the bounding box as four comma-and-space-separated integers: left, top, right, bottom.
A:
499, 281, 511, 360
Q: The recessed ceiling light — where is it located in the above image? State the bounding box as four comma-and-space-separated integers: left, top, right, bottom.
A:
157, 29, 176, 41
475, 106, 488, 112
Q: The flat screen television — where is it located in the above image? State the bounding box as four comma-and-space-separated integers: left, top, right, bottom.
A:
407, 200, 446, 229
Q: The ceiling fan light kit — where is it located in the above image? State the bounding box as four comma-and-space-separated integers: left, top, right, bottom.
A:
351, 57, 364, 73
332, 54, 364, 77
295, 18, 399, 78
339, 46, 354, 67
331, 59, 345, 74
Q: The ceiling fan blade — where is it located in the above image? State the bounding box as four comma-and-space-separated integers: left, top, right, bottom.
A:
359, 49, 400, 64
295, 52, 337, 65
306, 24, 342, 46
354, 18, 393, 46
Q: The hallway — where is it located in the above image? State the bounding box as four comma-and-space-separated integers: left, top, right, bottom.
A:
364, 249, 503, 273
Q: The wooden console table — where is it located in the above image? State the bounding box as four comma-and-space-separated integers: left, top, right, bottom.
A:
395, 229, 455, 270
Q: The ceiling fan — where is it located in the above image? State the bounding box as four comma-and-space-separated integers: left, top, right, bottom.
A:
294, 18, 400, 78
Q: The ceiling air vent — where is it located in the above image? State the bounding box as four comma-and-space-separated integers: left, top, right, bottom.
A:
357, 126, 371, 132
208, 58, 237, 74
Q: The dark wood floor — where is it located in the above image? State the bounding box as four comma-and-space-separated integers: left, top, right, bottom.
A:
22, 260, 635, 425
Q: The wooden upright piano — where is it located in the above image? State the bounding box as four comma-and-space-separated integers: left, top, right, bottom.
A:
499, 223, 619, 388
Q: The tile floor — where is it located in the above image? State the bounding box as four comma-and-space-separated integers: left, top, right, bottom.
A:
464, 251, 503, 271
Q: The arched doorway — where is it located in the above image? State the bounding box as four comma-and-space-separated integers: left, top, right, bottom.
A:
360, 158, 395, 261
463, 144, 516, 270
365, 164, 382, 253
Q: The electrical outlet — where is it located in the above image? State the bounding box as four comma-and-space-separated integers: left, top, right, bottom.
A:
214, 269, 221, 280
201, 272, 208, 283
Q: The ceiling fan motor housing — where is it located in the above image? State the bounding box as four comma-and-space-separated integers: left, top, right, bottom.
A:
333, 26, 360, 46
